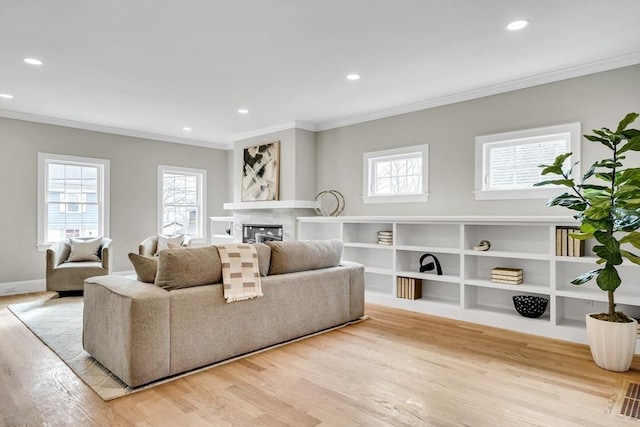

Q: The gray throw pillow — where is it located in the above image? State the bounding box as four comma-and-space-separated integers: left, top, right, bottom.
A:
67, 237, 102, 262
155, 246, 222, 290
128, 253, 158, 283
252, 243, 271, 277
266, 239, 343, 275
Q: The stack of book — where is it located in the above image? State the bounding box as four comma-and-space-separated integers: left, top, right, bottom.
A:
556, 226, 585, 257
491, 267, 523, 285
377, 230, 393, 245
397, 277, 422, 299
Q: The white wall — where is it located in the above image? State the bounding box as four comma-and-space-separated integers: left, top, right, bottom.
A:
0, 118, 228, 284
315, 65, 640, 216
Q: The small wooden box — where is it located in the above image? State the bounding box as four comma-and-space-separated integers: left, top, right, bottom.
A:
396, 277, 422, 300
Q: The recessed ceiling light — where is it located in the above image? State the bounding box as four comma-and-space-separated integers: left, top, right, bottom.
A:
0, 93, 14, 99
183, 127, 192, 131
506, 20, 529, 31
238, 109, 249, 114
24, 58, 43, 65
346, 74, 360, 81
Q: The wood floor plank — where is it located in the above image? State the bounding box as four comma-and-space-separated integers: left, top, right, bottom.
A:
1, 292, 639, 426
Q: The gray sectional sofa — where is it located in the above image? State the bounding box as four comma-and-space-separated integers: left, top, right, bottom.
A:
83, 240, 365, 388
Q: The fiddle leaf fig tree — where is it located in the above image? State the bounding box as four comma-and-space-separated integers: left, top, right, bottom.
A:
535, 112, 640, 322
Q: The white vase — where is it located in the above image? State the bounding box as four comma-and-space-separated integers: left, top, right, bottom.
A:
585, 313, 638, 372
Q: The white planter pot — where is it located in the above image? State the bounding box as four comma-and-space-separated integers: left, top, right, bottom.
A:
585, 313, 638, 372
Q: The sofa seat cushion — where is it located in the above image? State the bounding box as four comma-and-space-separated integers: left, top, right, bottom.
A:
266, 239, 343, 275
155, 246, 222, 290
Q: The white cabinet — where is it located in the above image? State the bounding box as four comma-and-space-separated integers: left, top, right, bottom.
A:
298, 216, 640, 352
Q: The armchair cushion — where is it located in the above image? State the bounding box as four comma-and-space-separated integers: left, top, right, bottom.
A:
67, 237, 103, 262
156, 234, 186, 253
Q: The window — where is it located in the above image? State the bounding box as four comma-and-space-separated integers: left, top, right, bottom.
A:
37, 153, 110, 250
363, 145, 429, 204
158, 165, 206, 241
474, 123, 581, 200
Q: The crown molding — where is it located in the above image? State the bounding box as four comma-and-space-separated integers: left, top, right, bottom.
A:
0, 109, 232, 150
315, 52, 640, 131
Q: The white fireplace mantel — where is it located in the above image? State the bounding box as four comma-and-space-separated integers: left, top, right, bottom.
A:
223, 200, 318, 210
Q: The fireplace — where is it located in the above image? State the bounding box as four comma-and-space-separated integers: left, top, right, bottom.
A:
242, 224, 283, 243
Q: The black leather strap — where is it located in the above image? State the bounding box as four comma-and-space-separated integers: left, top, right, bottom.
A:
419, 253, 442, 275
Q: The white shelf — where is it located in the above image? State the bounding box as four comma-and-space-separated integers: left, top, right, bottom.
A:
298, 215, 640, 353
464, 279, 550, 295
224, 200, 318, 210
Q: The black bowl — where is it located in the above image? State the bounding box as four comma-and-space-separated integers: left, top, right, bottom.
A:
512, 295, 548, 318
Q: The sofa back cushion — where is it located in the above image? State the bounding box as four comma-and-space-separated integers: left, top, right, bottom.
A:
155, 246, 222, 290
253, 242, 271, 277
266, 240, 343, 275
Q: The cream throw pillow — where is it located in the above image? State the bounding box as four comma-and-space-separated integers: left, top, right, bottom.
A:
67, 237, 102, 262
156, 234, 184, 254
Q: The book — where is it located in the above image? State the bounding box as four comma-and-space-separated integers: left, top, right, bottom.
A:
556, 228, 562, 256
561, 228, 568, 256
377, 236, 394, 241
377, 231, 393, 236
377, 240, 393, 245
491, 278, 523, 285
491, 267, 523, 276
491, 273, 523, 281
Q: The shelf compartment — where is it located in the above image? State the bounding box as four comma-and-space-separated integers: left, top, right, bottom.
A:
343, 246, 393, 270
464, 224, 549, 255
464, 249, 550, 260
464, 286, 551, 322
343, 222, 393, 245
415, 280, 460, 306
298, 221, 341, 241
555, 261, 640, 301
364, 272, 394, 296
464, 255, 550, 288
395, 223, 459, 249
555, 297, 640, 327
396, 249, 460, 277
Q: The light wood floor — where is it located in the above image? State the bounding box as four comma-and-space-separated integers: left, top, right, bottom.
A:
1, 292, 638, 427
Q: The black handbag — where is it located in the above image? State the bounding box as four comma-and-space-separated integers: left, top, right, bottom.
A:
419, 253, 442, 275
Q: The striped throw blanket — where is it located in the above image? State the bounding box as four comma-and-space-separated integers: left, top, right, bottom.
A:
217, 244, 264, 303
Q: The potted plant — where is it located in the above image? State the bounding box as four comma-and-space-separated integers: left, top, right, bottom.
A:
536, 112, 640, 372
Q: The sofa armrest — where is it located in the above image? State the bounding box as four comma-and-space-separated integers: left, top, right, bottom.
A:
83, 276, 170, 387
340, 261, 365, 320
46, 241, 70, 270
100, 238, 112, 271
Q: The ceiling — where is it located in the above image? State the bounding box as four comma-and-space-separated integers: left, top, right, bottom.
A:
1, 1, 639, 149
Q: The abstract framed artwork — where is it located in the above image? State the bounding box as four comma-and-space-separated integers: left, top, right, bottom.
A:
241, 141, 280, 201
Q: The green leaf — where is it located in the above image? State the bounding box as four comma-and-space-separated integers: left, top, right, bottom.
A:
582, 163, 597, 181
583, 206, 610, 220
578, 184, 610, 191
615, 112, 639, 134
546, 193, 587, 211
614, 214, 640, 232
534, 179, 575, 187
620, 231, 640, 249
585, 134, 613, 149
568, 232, 591, 240
618, 135, 640, 154
621, 250, 640, 265
540, 165, 563, 176
595, 172, 613, 182
595, 263, 621, 292
592, 231, 623, 265
571, 268, 600, 285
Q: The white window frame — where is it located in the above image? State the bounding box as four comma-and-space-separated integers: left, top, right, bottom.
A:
474, 123, 581, 200
37, 153, 110, 251
362, 144, 429, 204
158, 165, 207, 243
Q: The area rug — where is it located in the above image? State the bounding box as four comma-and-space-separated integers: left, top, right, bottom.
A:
8, 297, 367, 401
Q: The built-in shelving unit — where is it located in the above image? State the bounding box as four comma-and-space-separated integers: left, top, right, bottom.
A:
298, 216, 640, 352
209, 216, 235, 244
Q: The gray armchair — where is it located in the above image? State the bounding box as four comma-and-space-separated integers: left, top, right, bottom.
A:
138, 234, 192, 256
46, 237, 112, 292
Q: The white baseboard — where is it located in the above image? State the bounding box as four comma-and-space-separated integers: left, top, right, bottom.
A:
0, 279, 46, 296
0, 270, 135, 296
